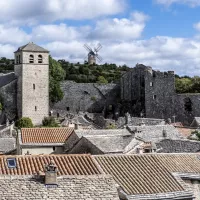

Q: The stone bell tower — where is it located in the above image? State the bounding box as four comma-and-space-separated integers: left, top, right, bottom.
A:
14, 42, 49, 125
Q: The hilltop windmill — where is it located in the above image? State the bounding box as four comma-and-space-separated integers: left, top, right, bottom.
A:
83, 43, 102, 65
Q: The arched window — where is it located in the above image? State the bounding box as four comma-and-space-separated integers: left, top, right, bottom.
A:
29, 55, 34, 63
38, 55, 43, 63
33, 84, 35, 90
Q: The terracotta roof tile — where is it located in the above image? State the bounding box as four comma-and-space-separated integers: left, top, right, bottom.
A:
94, 154, 184, 195
155, 154, 200, 173
0, 154, 101, 175
21, 128, 74, 144
176, 127, 194, 137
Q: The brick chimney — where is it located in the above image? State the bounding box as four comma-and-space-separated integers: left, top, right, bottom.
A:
44, 160, 58, 186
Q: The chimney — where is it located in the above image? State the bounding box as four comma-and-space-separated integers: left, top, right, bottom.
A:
45, 160, 58, 186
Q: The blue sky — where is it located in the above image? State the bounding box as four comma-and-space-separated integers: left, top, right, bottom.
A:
1, 0, 200, 76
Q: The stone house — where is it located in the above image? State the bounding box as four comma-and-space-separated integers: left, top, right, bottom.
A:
95, 154, 200, 200
64, 129, 134, 154
0, 153, 199, 199
17, 127, 74, 155
0, 154, 119, 199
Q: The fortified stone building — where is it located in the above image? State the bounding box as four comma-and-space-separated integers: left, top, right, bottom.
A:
0, 43, 199, 126
121, 64, 200, 125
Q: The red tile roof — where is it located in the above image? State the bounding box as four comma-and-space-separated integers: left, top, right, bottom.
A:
95, 154, 184, 195
0, 154, 101, 175
155, 154, 200, 173
21, 128, 74, 144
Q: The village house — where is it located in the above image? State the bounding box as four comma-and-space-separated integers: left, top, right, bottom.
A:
17, 127, 74, 155
0, 153, 199, 199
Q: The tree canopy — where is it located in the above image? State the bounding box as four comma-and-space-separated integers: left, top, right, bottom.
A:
15, 117, 33, 129
49, 56, 65, 103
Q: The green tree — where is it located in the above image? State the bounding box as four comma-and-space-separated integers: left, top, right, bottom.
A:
42, 116, 59, 127
97, 76, 108, 84
175, 77, 193, 93
15, 117, 33, 129
49, 56, 65, 103
49, 78, 64, 103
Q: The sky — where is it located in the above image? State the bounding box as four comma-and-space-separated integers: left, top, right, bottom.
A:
1, 0, 200, 76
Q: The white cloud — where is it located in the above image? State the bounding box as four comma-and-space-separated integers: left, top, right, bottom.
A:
155, 0, 200, 7
0, 0, 126, 25
31, 24, 90, 43
41, 36, 200, 76
194, 22, 200, 32
0, 25, 30, 45
87, 11, 149, 41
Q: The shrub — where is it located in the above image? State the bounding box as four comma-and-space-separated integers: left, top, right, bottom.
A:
42, 116, 59, 127
97, 76, 108, 84
15, 117, 33, 129
106, 123, 116, 129
91, 96, 96, 101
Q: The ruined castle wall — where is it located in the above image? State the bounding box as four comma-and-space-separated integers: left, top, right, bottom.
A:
0, 80, 17, 120
120, 64, 150, 116
52, 81, 120, 114
174, 94, 200, 125
145, 70, 176, 120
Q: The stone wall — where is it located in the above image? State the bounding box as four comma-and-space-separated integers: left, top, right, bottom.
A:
145, 69, 175, 119
53, 81, 120, 115
0, 175, 119, 200
157, 139, 200, 153
121, 64, 200, 125
15, 51, 49, 125
120, 64, 150, 116
0, 80, 17, 121
174, 94, 200, 125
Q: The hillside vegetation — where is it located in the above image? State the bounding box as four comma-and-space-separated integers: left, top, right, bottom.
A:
0, 57, 200, 94
58, 60, 129, 83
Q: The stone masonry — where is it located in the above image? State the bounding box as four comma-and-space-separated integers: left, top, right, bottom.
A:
14, 43, 49, 125
121, 64, 200, 125
0, 175, 119, 200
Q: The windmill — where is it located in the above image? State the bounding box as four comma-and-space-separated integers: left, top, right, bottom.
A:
83, 43, 102, 65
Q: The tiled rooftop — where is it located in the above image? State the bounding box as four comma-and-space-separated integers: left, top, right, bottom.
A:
155, 154, 200, 173
21, 128, 74, 144
176, 127, 194, 137
94, 154, 184, 195
0, 154, 101, 175
0, 175, 119, 200
15, 42, 49, 52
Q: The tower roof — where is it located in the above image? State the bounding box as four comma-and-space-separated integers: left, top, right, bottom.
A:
14, 42, 49, 53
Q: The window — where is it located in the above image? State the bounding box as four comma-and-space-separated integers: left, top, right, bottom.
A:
53, 146, 55, 151
38, 55, 43, 63
153, 95, 157, 100
18, 55, 21, 64
150, 82, 153, 87
7, 158, 17, 168
66, 107, 70, 111
29, 54, 34, 63
184, 97, 192, 112
35, 106, 37, 111
16, 55, 19, 64
33, 84, 35, 90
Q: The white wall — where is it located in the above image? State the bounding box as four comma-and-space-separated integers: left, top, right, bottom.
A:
21, 146, 63, 155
